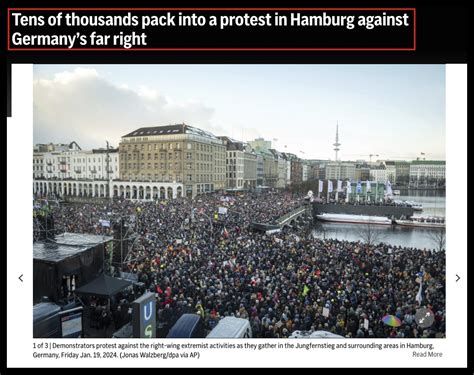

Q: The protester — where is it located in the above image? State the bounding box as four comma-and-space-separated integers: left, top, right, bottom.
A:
35, 190, 446, 338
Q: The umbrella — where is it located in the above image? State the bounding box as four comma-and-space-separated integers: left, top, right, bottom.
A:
382, 314, 402, 327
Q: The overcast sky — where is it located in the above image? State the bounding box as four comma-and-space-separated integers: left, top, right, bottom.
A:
33, 64, 445, 161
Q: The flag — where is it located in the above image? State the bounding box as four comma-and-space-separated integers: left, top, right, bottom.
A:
318, 180, 323, 193
337, 180, 343, 192
415, 270, 424, 305
328, 180, 333, 193
302, 285, 310, 297
416, 279, 423, 305
356, 181, 362, 193
196, 303, 205, 317
385, 180, 393, 195
366, 180, 371, 192
346, 181, 352, 194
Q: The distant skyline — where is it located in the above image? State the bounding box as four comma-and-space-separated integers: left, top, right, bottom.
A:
33, 64, 445, 160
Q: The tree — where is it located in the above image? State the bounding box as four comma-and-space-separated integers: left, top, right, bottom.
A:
357, 221, 385, 247
428, 230, 446, 252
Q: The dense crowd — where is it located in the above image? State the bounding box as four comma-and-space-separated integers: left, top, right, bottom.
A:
35, 190, 446, 338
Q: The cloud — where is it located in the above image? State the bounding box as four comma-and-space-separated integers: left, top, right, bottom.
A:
33, 67, 219, 149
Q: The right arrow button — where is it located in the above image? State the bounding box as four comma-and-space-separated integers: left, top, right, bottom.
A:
456, 274, 460, 282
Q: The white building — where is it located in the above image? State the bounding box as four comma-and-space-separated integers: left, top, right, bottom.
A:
302, 163, 309, 182
286, 159, 291, 185
409, 160, 446, 183
370, 165, 388, 183
270, 149, 288, 188
35, 149, 119, 180
385, 163, 397, 183
325, 162, 356, 180
220, 137, 257, 190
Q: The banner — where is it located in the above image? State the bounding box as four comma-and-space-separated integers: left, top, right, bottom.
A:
366, 180, 372, 192
337, 180, 343, 192
318, 180, 323, 193
99, 219, 110, 227
328, 180, 333, 193
385, 180, 393, 195
346, 181, 352, 194
356, 181, 362, 193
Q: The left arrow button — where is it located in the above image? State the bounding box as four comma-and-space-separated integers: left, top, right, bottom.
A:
19, 274, 23, 282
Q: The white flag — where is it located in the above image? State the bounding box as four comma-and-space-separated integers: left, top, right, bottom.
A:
337, 180, 342, 192
346, 181, 352, 194
366, 181, 371, 192
328, 180, 333, 193
416, 278, 423, 305
318, 180, 323, 193
385, 180, 393, 195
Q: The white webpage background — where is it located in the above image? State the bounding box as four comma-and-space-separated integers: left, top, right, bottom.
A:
7, 64, 467, 368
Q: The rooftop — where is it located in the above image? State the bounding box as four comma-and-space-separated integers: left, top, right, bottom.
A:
411, 160, 446, 165
122, 124, 220, 141
34, 232, 113, 263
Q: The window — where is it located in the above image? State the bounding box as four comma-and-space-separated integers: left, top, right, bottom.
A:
187, 174, 192, 181
186, 153, 192, 159
187, 143, 192, 150
168, 143, 173, 150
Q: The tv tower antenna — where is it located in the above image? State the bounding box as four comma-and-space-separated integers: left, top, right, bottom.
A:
333, 122, 341, 161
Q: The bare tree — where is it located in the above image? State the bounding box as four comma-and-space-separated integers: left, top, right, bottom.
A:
428, 230, 446, 252
357, 221, 385, 247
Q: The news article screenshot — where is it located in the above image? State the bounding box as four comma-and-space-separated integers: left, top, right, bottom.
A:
3, 1, 469, 370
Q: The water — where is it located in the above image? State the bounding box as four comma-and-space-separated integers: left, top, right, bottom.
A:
312, 191, 446, 249
397, 190, 445, 218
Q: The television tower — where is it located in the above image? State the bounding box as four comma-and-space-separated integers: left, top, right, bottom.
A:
333, 122, 341, 161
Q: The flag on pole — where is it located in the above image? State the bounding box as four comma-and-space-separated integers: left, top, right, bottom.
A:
366, 180, 372, 192
356, 181, 362, 193
337, 180, 343, 192
346, 181, 352, 194
415, 270, 424, 305
385, 180, 393, 195
328, 180, 333, 193
318, 180, 324, 193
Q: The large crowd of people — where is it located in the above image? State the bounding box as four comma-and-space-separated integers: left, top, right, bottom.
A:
34, 190, 446, 338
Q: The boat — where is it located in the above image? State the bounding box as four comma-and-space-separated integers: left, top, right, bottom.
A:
395, 216, 445, 229
405, 200, 423, 211
316, 213, 392, 225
